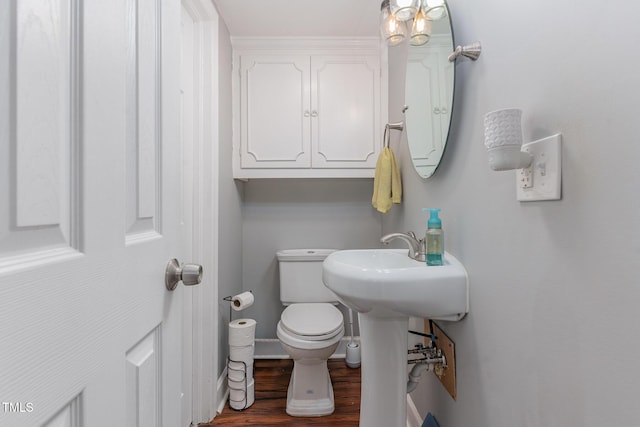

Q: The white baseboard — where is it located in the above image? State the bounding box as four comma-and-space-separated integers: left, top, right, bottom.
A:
216, 365, 229, 415
254, 337, 360, 359
407, 393, 423, 427
254, 338, 285, 359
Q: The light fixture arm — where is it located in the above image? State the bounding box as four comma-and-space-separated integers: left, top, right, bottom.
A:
448, 41, 482, 62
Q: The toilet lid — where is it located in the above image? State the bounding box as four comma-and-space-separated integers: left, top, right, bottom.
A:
280, 303, 344, 340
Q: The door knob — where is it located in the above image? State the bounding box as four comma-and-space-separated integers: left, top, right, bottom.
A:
165, 258, 203, 290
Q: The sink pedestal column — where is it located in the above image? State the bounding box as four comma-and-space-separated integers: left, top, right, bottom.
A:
358, 312, 408, 427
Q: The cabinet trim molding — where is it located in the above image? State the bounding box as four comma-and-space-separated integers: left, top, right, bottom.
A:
232, 36, 380, 52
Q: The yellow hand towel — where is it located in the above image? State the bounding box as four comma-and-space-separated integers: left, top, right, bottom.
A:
372, 147, 402, 213
390, 148, 402, 204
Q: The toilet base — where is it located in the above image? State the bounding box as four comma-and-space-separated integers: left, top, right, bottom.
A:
285, 359, 335, 417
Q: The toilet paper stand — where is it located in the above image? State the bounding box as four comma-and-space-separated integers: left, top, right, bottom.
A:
226, 358, 251, 410
222, 291, 253, 322
223, 292, 255, 411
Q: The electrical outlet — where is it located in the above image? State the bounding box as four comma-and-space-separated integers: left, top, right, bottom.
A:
518, 164, 533, 189
425, 320, 457, 400
516, 133, 562, 201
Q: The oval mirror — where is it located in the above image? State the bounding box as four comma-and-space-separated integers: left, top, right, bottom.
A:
404, 4, 454, 179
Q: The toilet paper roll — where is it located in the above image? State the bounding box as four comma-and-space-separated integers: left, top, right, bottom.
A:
228, 318, 256, 347
227, 371, 253, 387
231, 291, 254, 311
229, 381, 255, 409
229, 343, 255, 365
228, 368, 253, 383
228, 360, 254, 382
229, 379, 255, 410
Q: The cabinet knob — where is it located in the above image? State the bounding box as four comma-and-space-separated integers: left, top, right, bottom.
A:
311, 110, 318, 117
304, 110, 310, 117
441, 107, 448, 115
434, 108, 441, 114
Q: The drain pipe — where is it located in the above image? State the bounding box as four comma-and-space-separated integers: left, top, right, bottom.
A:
406, 356, 447, 393
407, 362, 433, 393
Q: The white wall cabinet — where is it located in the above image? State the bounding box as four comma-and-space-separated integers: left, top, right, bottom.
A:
233, 38, 386, 179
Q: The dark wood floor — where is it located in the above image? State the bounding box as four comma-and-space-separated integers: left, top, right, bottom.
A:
203, 359, 361, 426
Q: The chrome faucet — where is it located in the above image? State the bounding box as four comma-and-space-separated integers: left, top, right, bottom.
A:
380, 232, 426, 262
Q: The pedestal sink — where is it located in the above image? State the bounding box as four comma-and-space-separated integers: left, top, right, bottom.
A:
322, 249, 468, 427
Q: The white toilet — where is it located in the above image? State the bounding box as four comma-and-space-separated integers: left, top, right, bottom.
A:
276, 249, 345, 417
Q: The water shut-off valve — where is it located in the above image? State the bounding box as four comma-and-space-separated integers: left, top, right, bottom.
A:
406, 335, 447, 393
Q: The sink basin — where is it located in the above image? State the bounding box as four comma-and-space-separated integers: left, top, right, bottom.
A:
323, 248, 468, 321
322, 248, 469, 427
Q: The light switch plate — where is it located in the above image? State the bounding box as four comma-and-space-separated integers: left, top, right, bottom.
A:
516, 133, 562, 201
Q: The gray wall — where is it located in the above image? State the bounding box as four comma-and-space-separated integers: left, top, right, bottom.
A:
386, 0, 640, 426
216, 1, 640, 424
241, 179, 382, 338
216, 18, 244, 374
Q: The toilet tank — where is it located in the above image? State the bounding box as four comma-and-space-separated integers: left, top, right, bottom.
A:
277, 249, 338, 304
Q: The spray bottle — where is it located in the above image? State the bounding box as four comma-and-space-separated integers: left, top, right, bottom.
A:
423, 208, 444, 266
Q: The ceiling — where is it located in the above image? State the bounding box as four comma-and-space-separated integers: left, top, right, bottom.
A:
213, 0, 382, 37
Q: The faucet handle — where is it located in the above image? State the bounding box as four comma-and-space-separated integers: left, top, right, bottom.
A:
406, 231, 427, 262
407, 231, 424, 243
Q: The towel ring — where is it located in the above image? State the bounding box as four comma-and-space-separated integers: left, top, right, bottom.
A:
384, 122, 404, 148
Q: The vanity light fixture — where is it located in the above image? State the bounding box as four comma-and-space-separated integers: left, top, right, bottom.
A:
483, 108, 563, 201
390, 0, 420, 21
423, 0, 446, 20
380, 0, 407, 46
410, 7, 432, 46
381, 0, 447, 47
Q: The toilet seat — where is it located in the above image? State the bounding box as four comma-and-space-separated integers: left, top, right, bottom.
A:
277, 303, 345, 351
280, 303, 344, 341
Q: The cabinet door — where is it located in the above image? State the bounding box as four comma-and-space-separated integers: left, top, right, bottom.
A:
240, 54, 311, 168
310, 55, 380, 169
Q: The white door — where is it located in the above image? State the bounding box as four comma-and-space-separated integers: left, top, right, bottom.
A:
177, 0, 220, 423
0, 1, 189, 427
179, 1, 220, 423
180, 4, 195, 426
